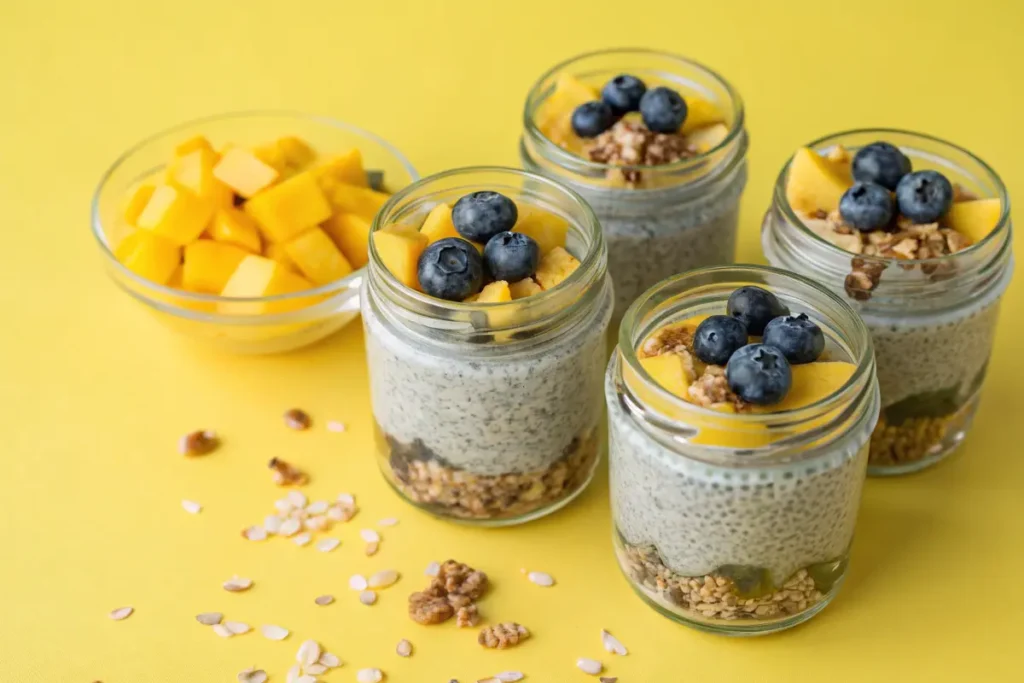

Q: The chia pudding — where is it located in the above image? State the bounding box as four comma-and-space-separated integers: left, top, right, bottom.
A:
607, 266, 879, 635
362, 167, 612, 524
762, 130, 1013, 474
521, 48, 748, 323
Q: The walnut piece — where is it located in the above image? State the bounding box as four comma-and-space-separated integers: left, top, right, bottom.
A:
179, 430, 218, 456
456, 604, 480, 628
283, 408, 312, 431
408, 591, 455, 625
478, 622, 530, 649
688, 365, 742, 409
408, 559, 487, 626
268, 457, 308, 486
586, 120, 694, 186
438, 560, 488, 600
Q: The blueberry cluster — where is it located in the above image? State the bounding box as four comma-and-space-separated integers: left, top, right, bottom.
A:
839, 141, 954, 231
691, 287, 825, 405
570, 74, 689, 138
416, 191, 541, 301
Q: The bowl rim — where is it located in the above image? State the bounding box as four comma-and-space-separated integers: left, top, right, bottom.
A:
90, 109, 420, 306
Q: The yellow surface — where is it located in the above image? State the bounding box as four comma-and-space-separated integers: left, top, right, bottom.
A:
1, 1, 1022, 681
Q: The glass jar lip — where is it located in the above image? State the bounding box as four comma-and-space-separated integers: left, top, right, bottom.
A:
368, 165, 605, 312
90, 109, 420, 305
521, 47, 746, 180
617, 264, 875, 427
772, 127, 1011, 267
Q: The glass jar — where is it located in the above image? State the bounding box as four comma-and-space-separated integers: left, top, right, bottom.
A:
363, 167, 613, 525
521, 48, 749, 324
762, 130, 1013, 475
607, 265, 879, 635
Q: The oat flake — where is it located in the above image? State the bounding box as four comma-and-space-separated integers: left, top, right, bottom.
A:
244, 526, 268, 542
314, 594, 334, 606
424, 561, 440, 577
293, 532, 312, 547
297, 639, 321, 667
306, 500, 329, 515
601, 629, 628, 656
359, 590, 378, 605
196, 612, 223, 625
296, 675, 316, 683
576, 658, 603, 675
368, 569, 399, 589
527, 571, 555, 587
395, 639, 412, 657
326, 420, 346, 433
356, 669, 383, 683
378, 517, 398, 527
349, 574, 368, 591
495, 673, 525, 682
319, 652, 341, 668
316, 537, 340, 553
305, 663, 327, 675
260, 624, 290, 641
360, 529, 380, 543
225, 620, 251, 635
599, 678, 618, 683
365, 541, 379, 556
286, 490, 308, 507
108, 606, 133, 621
223, 576, 253, 592
279, 518, 302, 537
212, 623, 233, 638
337, 492, 355, 506
181, 499, 202, 514
264, 515, 283, 534
237, 668, 268, 683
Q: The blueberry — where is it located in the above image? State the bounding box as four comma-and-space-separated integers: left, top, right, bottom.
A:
483, 231, 540, 282
726, 344, 792, 405
452, 191, 518, 243
416, 238, 483, 301
726, 286, 790, 336
762, 313, 824, 365
839, 181, 895, 232
639, 86, 688, 134
852, 142, 912, 191
571, 101, 615, 138
896, 170, 954, 224
601, 74, 647, 116
692, 315, 749, 365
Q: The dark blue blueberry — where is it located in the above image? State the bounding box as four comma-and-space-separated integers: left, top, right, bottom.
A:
762, 313, 824, 365
839, 181, 895, 232
726, 286, 790, 336
896, 170, 954, 224
601, 74, 647, 116
483, 231, 540, 282
852, 142, 912, 191
726, 344, 792, 405
639, 86, 688, 134
571, 101, 615, 138
416, 238, 483, 301
693, 315, 749, 366
452, 191, 518, 243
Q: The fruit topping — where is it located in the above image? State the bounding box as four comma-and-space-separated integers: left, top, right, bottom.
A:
513, 204, 569, 255
838, 181, 895, 232
571, 101, 616, 138
416, 238, 484, 301
639, 86, 688, 134
452, 191, 518, 243
218, 255, 313, 315
483, 232, 540, 282
851, 141, 911, 191
534, 246, 581, 291
475, 280, 513, 303
244, 171, 333, 243
785, 147, 854, 215
761, 313, 824, 365
944, 198, 1002, 243
726, 286, 790, 336
895, 170, 954, 224
692, 315, 748, 366
725, 344, 792, 405
373, 226, 429, 290
601, 74, 647, 116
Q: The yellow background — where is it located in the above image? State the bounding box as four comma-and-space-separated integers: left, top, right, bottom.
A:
2, 0, 1022, 680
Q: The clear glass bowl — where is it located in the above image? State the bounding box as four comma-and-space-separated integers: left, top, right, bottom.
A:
91, 111, 418, 354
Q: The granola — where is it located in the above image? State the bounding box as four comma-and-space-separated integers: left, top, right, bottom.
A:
478, 622, 530, 649
587, 120, 695, 186
408, 559, 488, 626
638, 323, 746, 410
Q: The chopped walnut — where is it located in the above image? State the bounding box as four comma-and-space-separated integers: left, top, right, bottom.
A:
408, 591, 455, 625
478, 622, 530, 649
179, 430, 218, 456
283, 408, 312, 431
268, 457, 308, 486
640, 324, 694, 358
438, 560, 488, 600
586, 120, 694, 186
408, 559, 487, 626
456, 604, 480, 628
687, 365, 742, 409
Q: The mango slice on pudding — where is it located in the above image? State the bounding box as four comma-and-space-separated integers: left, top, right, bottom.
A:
944, 198, 1002, 244
785, 147, 854, 214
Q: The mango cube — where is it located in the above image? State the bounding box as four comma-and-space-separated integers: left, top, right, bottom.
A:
785, 147, 854, 214
945, 198, 1002, 244
680, 96, 724, 135
509, 278, 543, 299
321, 213, 372, 268
420, 203, 460, 244
314, 148, 368, 188
537, 74, 598, 150
219, 255, 314, 315
283, 227, 354, 285
209, 208, 261, 253
244, 171, 332, 243
534, 246, 580, 290
770, 362, 855, 412
136, 184, 215, 246
123, 183, 155, 226
174, 135, 214, 157
182, 240, 250, 293
167, 147, 233, 208
514, 205, 569, 255
114, 231, 181, 284
476, 280, 512, 303
373, 225, 428, 290
639, 353, 693, 398
264, 241, 300, 273
213, 148, 279, 198
686, 123, 730, 154
322, 183, 390, 222
255, 136, 316, 176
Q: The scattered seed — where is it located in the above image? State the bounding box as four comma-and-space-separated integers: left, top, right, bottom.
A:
286, 665, 301, 683
297, 639, 321, 667
274, 499, 294, 514
243, 526, 268, 542
305, 664, 327, 675
360, 529, 380, 543
179, 429, 218, 456
527, 571, 555, 587
286, 490, 307, 507
317, 537, 340, 552
279, 518, 302, 537
260, 624, 290, 641
181, 499, 202, 514
314, 594, 335, 606
356, 669, 383, 683
368, 569, 399, 589
326, 505, 347, 522
337, 492, 355, 506
349, 574, 368, 591
304, 516, 327, 531
283, 408, 312, 430
478, 678, 500, 683
378, 517, 398, 527
599, 678, 618, 683
225, 620, 251, 635
306, 500, 329, 515
223, 576, 253, 592
196, 612, 223, 626
576, 658, 603, 675
424, 561, 440, 577
108, 606, 133, 621
237, 668, 268, 683
269, 457, 309, 486
264, 515, 283, 533
365, 541, 379, 556
359, 590, 378, 605
296, 676, 317, 683
213, 623, 234, 638
601, 629, 628, 656
319, 652, 341, 667
326, 420, 346, 433
293, 532, 312, 547
396, 639, 412, 657
495, 673, 525, 682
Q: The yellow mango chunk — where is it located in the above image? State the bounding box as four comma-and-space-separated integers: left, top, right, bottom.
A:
322, 182, 390, 222
686, 123, 730, 153
639, 353, 693, 398
264, 241, 300, 273
213, 148, 280, 198
182, 240, 250, 294
167, 147, 233, 208
944, 198, 1002, 244
537, 74, 598, 150
114, 231, 181, 284
514, 204, 569, 255
420, 203, 460, 244
244, 171, 332, 243
770, 362, 856, 412
254, 136, 316, 176
680, 96, 724, 134
219, 255, 314, 315
535, 246, 580, 290
136, 184, 215, 246
785, 147, 854, 214
123, 183, 155, 226
476, 280, 512, 303
314, 148, 368, 188
167, 264, 184, 287
372, 226, 428, 290
174, 135, 214, 157
209, 208, 261, 253
509, 278, 543, 299
283, 227, 354, 285
321, 213, 371, 268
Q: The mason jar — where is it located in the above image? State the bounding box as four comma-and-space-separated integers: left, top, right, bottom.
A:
520, 48, 749, 323
363, 167, 613, 525
607, 265, 879, 635
762, 130, 1013, 475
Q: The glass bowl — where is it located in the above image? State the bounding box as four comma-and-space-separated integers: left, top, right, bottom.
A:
91, 111, 419, 354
